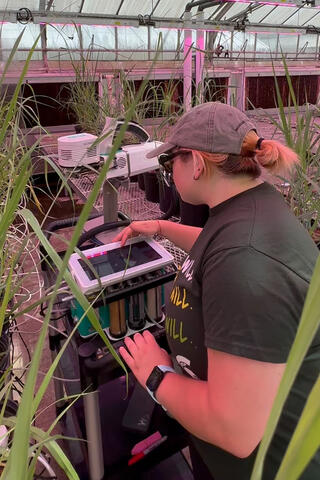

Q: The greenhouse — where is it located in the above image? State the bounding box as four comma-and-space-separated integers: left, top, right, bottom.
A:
0, 1, 319, 480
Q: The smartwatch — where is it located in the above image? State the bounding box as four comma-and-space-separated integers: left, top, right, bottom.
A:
146, 365, 175, 403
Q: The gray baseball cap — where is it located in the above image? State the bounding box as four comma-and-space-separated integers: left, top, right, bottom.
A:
146, 102, 256, 158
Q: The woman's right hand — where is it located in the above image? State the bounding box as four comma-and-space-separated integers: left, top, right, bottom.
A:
112, 220, 161, 246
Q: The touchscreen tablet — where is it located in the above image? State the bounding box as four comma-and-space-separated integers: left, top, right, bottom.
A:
68, 237, 174, 294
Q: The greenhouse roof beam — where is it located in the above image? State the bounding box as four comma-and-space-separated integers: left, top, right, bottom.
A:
301, 9, 320, 24
180, 0, 198, 18
116, 0, 125, 15
226, 3, 263, 23
1, 11, 142, 27
281, 5, 303, 24
219, 0, 319, 5
39, 0, 46, 12
259, 6, 277, 23
46, 0, 55, 11
208, 2, 233, 20
79, 0, 86, 14
207, 1, 234, 51
0, 10, 311, 34
151, 0, 162, 16
197, 2, 221, 12
185, 0, 216, 12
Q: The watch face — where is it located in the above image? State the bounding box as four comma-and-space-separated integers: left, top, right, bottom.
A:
146, 366, 164, 393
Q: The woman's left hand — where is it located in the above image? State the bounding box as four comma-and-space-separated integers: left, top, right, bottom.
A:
119, 329, 173, 388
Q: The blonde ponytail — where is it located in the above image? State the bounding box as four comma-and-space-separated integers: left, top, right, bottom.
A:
196, 129, 299, 179
255, 139, 299, 174
243, 130, 299, 175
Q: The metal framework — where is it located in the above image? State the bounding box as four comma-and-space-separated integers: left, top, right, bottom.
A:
1, 28, 319, 65
2, 2, 320, 114
2, 0, 320, 62
0, 9, 316, 33
2, 0, 320, 32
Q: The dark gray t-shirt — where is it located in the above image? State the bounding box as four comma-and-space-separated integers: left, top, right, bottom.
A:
165, 182, 320, 479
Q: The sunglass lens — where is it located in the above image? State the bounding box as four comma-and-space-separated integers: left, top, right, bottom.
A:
159, 166, 173, 187
164, 161, 172, 174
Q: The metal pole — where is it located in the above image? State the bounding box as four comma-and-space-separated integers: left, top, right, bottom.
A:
47, 310, 67, 414
46, 0, 55, 10
40, 24, 48, 71
103, 180, 118, 223
296, 34, 300, 59
83, 391, 104, 480
115, 27, 118, 61
183, 11, 193, 112
240, 68, 246, 111
230, 31, 234, 60
195, 11, 205, 104
276, 34, 280, 61
227, 74, 232, 106
253, 33, 257, 61
178, 29, 182, 61
148, 25, 151, 61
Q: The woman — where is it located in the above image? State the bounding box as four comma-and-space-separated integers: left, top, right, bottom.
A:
113, 102, 320, 479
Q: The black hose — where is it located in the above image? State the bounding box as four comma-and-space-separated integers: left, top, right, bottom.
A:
41, 213, 104, 271
77, 220, 130, 248
160, 185, 180, 220
44, 212, 102, 241
41, 211, 132, 270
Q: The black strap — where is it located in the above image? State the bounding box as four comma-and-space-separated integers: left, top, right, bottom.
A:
256, 137, 264, 150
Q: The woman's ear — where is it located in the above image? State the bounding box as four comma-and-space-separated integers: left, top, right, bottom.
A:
193, 152, 204, 180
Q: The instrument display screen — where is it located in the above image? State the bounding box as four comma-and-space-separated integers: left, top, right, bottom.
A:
79, 240, 162, 280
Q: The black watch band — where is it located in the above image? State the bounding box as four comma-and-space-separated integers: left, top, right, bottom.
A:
146, 365, 175, 403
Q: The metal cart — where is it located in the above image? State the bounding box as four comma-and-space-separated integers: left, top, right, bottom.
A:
41, 213, 192, 480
